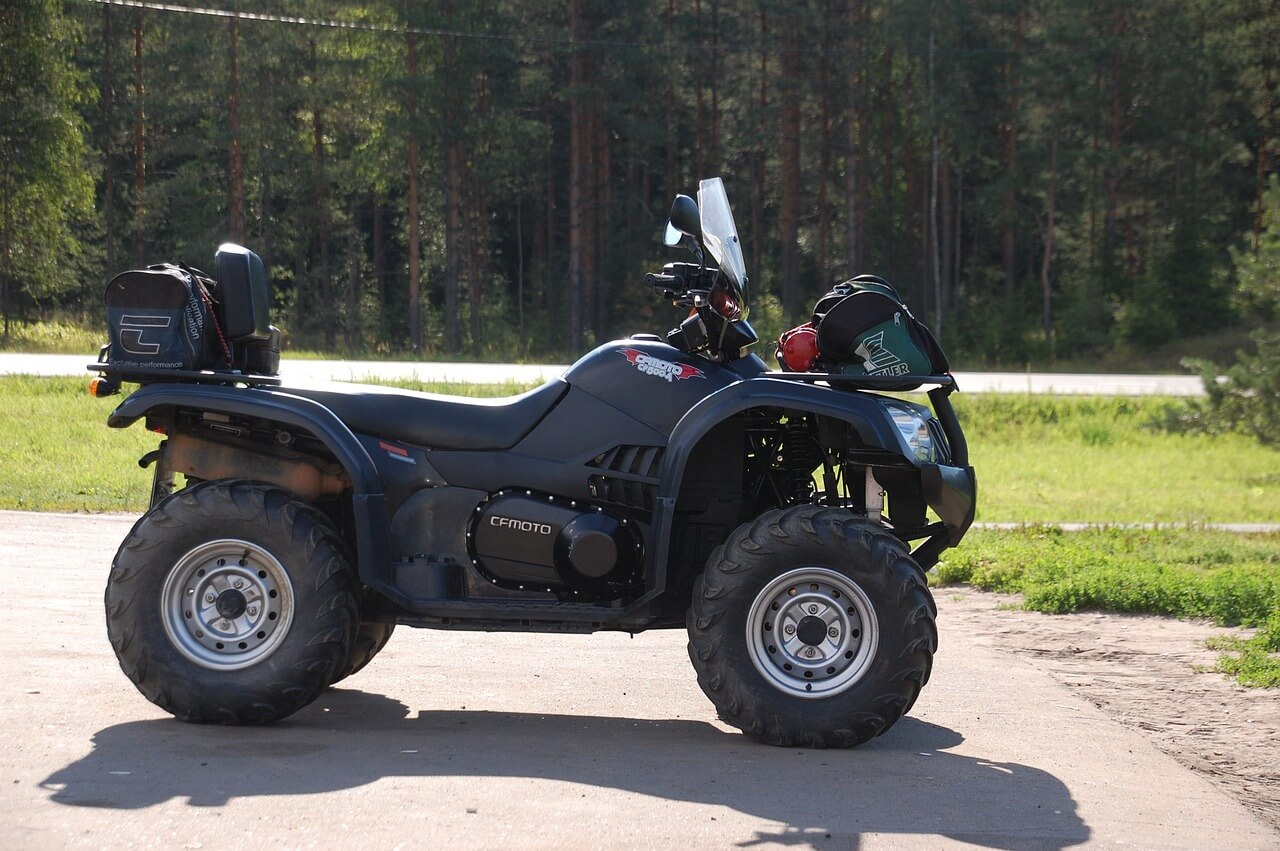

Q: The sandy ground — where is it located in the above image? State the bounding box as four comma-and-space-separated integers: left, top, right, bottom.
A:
942, 589, 1280, 833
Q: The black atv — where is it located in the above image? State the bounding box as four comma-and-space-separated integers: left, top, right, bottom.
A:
90, 179, 974, 748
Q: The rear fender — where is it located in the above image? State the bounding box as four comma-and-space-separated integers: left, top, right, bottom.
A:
108, 383, 391, 587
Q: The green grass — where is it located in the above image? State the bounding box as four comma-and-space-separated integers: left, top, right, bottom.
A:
935, 526, 1280, 687
951, 394, 1280, 523
0, 319, 105, 354
9, 377, 1274, 521
0, 375, 533, 512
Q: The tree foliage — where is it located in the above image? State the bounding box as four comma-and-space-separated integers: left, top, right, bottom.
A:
1193, 175, 1280, 445
0, 0, 94, 333
12, 0, 1276, 362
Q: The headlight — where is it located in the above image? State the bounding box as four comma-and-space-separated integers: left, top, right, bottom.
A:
886, 403, 937, 463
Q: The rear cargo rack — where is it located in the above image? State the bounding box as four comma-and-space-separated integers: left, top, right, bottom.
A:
87, 361, 282, 387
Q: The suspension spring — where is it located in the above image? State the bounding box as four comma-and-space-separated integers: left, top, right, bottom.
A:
778, 419, 824, 503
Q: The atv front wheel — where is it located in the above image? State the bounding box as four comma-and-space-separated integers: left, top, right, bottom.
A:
105, 480, 358, 724
687, 505, 937, 748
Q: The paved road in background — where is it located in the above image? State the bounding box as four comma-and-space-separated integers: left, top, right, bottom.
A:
1, 511, 1274, 849
0, 352, 1206, 395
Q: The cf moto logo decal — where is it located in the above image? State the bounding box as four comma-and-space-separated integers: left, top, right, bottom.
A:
490, 515, 553, 535
118, 314, 171, 355
619, 347, 706, 382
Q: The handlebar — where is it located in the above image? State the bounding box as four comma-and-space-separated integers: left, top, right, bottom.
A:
645, 272, 685, 289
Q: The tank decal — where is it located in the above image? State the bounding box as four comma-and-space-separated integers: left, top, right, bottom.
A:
618, 347, 706, 382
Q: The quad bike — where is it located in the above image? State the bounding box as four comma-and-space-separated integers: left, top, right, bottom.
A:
90, 179, 974, 747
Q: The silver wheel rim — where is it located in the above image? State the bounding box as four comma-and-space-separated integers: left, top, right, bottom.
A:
160, 539, 295, 671
745, 566, 879, 699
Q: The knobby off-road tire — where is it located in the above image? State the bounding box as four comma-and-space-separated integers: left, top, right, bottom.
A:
105, 479, 359, 724
331, 618, 395, 685
687, 505, 937, 748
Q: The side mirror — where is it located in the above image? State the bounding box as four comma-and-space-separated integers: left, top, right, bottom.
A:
663, 221, 683, 247
667, 194, 702, 242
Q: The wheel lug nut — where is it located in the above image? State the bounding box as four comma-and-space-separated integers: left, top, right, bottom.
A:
784, 624, 796, 636
808, 605, 819, 615
804, 647, 817, 658
247, 606, 257, 617
828, 626, 839, 638
233, 580, 243, 589
205, 593, 215, 603
219, 621, 230, 631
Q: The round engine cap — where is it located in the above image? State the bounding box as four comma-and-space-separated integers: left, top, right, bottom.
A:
567, 530, 617, 578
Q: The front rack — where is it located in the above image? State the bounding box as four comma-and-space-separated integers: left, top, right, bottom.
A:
761, 372, 956, 390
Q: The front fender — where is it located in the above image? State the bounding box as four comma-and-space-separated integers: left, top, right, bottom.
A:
646, 378, 898, 595
108, 383, 390, 586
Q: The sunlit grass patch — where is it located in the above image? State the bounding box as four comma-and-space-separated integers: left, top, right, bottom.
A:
935, 526, 1280, 687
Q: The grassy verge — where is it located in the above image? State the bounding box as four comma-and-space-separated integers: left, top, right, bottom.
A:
10, 377, 1274, 520
0, 319, 104, 354
0, 375, 534, 512
952, 394, 1280, 524
935, 526, 1280, 687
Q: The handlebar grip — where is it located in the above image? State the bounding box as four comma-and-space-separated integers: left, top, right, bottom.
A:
645, 272, 684, 288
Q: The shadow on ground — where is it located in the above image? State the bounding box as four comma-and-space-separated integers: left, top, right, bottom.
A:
42, 690, 1089, 849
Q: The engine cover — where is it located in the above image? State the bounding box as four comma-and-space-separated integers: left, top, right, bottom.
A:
471, 492, 640, 591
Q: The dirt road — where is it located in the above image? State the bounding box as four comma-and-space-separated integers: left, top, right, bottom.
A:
1, 511, 1273, 849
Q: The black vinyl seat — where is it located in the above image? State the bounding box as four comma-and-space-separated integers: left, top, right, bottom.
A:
276, 378, 568, 450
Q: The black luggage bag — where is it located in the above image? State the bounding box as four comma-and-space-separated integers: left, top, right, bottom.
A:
104, 263, 228, 371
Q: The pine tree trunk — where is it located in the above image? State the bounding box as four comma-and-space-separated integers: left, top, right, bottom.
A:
844, 0, 861, 277
939, 157, 952, 329
778, 25, 801, 316
709, 0, 720, 171
133, 13, 145, 266
516, 196, 525, 355
467, 177, 484, 359
228, 12, 244, 241
372, 198, 385, 331
595, 110, 610, 339
346, 200, 360, 352
1001, 9, 1022, 302
1041, 135, 1057, 350
953, 167, 963, 299
445, 140, 463, 353
664, 0, 676, 207
882, 45, 894, 248
817, 40, 831, 281
1106, 14, 1123, 242
259, 145, 273, 273
310, 38, 333, 351
751, 8, 767, 276
928, 30, 941, 339
103, 3, 116, 276
405, 18, 422, 350
544, 98, 558, 351
693, 0, 704, 181
567, 0, 585, 350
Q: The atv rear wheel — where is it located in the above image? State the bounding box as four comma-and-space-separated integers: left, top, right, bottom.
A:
687, 505, 937, 748
105, 480, 358, 724
331, 619, 395, 685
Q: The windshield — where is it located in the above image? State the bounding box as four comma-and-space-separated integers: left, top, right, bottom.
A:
697, 177, 749, 316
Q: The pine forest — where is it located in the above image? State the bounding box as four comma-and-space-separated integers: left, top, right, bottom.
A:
2, 0, 1277, 364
